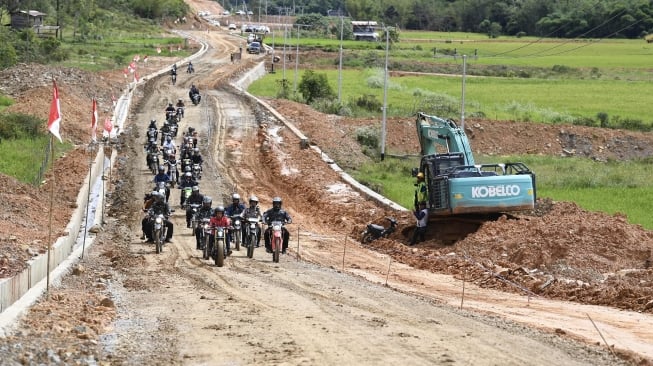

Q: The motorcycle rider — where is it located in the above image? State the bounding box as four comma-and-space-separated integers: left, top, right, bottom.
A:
147, 191, 174, 243
209, 205, 232, 257
178, 172, 198, 207
162, 135, 177, 154
185, 185, 204, 228
141, 191, 157, 241
153, 166, 172, 201
187, 61, 194, 73
146, 119, 158, 141
189, 84, 200, 103
175, 98, 185, 118
225, 193, 246, 246
186, 126, 199, 148
263, 197, 292, 254
240, 195, 262, 247
159, 121, 172, 144
194, 195, 214, 250
165, 102, 176, 121
170, 64, 177, 78
190, 148, 203, 176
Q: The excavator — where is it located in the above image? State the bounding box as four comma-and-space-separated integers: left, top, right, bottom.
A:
414, 112, 536, 221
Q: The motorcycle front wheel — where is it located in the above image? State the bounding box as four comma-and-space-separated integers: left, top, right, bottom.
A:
272, 237, 281, 263
246, 233, 256, 258
216, 239, 225, 267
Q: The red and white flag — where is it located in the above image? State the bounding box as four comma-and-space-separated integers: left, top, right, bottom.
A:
123, 68, 128, 78
91, 98, 98, 142
143, 55, 149, 64
104, 117, 113, 134
48, 79, 63, 143
111, 94, 117, 107
128, 62, 136, 73
133, 55, 140, 62
134, 72, 139, 83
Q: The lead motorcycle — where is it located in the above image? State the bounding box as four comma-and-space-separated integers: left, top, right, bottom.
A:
361, 217, 398, 244
205, 225, 228, 267
151, 213, 168, 254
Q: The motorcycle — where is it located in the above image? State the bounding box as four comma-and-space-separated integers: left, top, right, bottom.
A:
169, 122, 179, 138
189, 203, 202, 232
229, 215, 242, 251
190, 92, 201, 105
165, 110, 178, 124
171, 73, 177, 85
146, 127, 158, 142
214, 226, 228, 267
198, 218, 210, 255
176, 107, 184, 120
152, 213, 167, 254
154, 181, 170, 202
187, 64, 194, 73
180, 186, 193, 209
163, 157, 178, 187
268, 221, 286, 263
146, 150, 160, 174
361, 217, 398, 244
244, 217, 260, 259
192, 163, 202, 180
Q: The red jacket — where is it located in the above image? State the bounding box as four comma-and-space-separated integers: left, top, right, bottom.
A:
209, 215, 230, 235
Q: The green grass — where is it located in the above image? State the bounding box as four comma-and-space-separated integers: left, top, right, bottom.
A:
0, 95, 13, 112
0, 137, 72, 184
248, 69, 653, 124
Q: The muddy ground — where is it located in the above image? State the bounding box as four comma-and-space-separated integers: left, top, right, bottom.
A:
0, 0, 652, 364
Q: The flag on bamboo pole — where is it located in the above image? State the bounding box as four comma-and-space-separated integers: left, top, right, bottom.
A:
48, 79, 62, 143
134, 72, 140, 83
91, 98, 98, 142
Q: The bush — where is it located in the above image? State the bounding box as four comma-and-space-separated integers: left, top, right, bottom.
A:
355, 126, 379, 149
298, 70, 334, 103
0, 113, 46, 139
354, 94, 382, 112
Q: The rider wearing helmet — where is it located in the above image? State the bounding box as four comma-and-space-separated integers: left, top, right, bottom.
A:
146, 191, 174, 243
175, 98, 185, 118
209, 205, 232, 257
263, 196, 292, 254
189, 84, 200, 103
165, 102, 176, 121
185, 185, 205, 228
178, 172, 198, 207
414, 171, 427, 210
153, 166, 171, 201
162, 134, 176, 153
191, 147, 203, 165
225, 193, 245, 217
240, 195, 262, 247
194, 195, 214, 249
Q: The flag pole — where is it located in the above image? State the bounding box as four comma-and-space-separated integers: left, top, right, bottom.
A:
46, 135, 55, 292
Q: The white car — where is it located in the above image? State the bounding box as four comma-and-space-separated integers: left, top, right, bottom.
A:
236, 10, 245, 15
228, 23, 237, 31
222, 10, 230, 15
247, 11, 253, 15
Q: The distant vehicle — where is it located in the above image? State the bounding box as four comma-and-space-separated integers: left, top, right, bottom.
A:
247, 34, 255, 44
222, 10, 230, 15
247, 11, 253, 15
247, 41, 261, 54
228, 23, 237, 30
236, 10, 245, 15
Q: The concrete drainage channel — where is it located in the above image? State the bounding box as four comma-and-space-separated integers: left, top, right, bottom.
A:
0, 33, 209, 336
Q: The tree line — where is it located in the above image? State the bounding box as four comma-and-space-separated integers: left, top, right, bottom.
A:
234, 0, 653, 39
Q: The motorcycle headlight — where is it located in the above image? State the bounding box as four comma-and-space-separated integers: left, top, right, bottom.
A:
155, 217, 163, 224
273, 224, 281, 231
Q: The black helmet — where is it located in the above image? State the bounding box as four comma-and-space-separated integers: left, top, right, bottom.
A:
272, 196, 282, 210
168, 103, 173, 107
215, 205, 225, 214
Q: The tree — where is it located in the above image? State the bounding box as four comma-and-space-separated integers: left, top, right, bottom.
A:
298, 70, 335, 103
